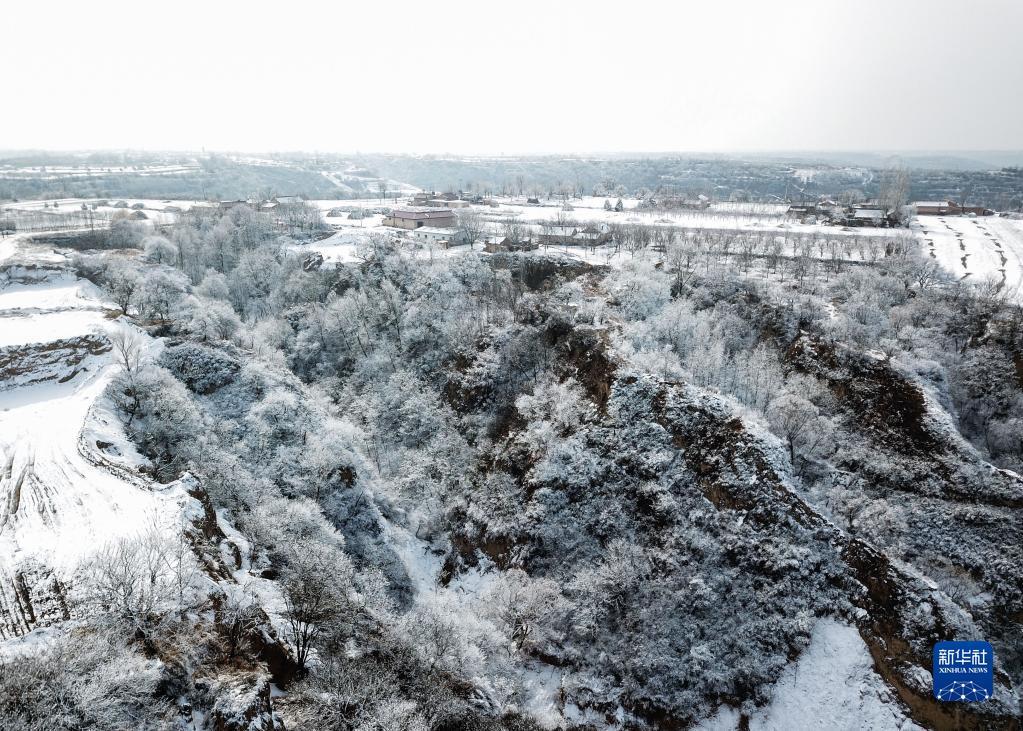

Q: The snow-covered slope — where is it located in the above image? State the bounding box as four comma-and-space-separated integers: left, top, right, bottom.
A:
916, 214, 1023, 299
700, 619, 923, 731
0, 235, 195, 639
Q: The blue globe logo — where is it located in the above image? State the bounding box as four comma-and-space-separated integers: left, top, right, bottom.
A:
936, 681, 990, 702
933, 641, 994, 702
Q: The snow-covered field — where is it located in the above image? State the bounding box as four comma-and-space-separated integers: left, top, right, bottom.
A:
476, 196, 905, 240
294, 194, 906, 275
309, 195, 898, 239
915, 215, 1023, 299
2, 197, 208, 227
305, 197, 1023, 306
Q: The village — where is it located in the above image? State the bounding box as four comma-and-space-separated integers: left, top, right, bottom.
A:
282, 186, 1011, 263
338, 187, 1004, 252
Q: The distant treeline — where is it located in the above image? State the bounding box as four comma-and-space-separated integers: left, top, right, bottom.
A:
4, 151, 1023, 209
354, 154, 1023, 209
0, 157, 346, 202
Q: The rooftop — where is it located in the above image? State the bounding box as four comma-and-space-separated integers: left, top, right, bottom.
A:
389, 207, 454, 219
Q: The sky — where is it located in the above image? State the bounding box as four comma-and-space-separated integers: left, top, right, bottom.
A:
3, 0, 1021, 155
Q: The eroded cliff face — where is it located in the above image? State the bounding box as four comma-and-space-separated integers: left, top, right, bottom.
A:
440, 302, 1021, 728
651, 379, 1020, 730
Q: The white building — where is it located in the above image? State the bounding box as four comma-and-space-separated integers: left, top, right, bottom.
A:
852, 208, 885, 224
414, 226, 467, 247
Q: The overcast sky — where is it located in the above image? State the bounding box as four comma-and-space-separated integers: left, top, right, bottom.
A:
3, 0, 1021, 154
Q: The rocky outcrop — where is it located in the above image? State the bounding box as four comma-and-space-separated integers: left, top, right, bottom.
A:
0, 335, 111, 391
196, 670, 285, 731
0, 564, 70, 640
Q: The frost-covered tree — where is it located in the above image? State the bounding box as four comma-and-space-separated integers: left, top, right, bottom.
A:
766, 392, 834, 465
142, 235, 178, 265
282, 541, 354, 671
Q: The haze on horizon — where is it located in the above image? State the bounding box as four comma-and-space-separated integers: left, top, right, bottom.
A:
4, 0, 1022, 155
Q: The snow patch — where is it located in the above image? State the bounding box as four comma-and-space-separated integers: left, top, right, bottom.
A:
699, 619, 922, 731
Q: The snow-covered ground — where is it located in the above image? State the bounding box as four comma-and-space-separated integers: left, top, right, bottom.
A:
479, 196, 904, 240
0, 234, 195, 638
915, 214, 1023, 299
302, 198, 1023, 307
2, 197, 208, 227
699, 619, 922, 731
384, 520, 926, 731
293, 194, 905, 274
308, 195, 900, 240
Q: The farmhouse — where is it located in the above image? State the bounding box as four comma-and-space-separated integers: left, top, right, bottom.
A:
787, 203, 818, 217
538, 225, 578, 245
381, 207, 456, 230
914, 200, 960, 215
574, 224, 610, 245
911, 200, 993, 216
847, 208, 887, 226
414, 226, 466, 247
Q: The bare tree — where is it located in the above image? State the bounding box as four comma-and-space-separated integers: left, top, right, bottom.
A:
108, 326, 146, 375
457, 209, 485, 249
83, 521, 203, 641
503, 221, 527, 245
878, 167, 910, 221
282, 543, 352, 672
105, 264, 141, 316
219, 587, 262, 660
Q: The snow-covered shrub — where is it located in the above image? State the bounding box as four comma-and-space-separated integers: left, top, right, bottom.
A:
0, 628, 174, 729
160, 341, 241, 395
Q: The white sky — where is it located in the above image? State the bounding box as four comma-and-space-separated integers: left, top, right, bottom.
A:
3, 0, 1021, 154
